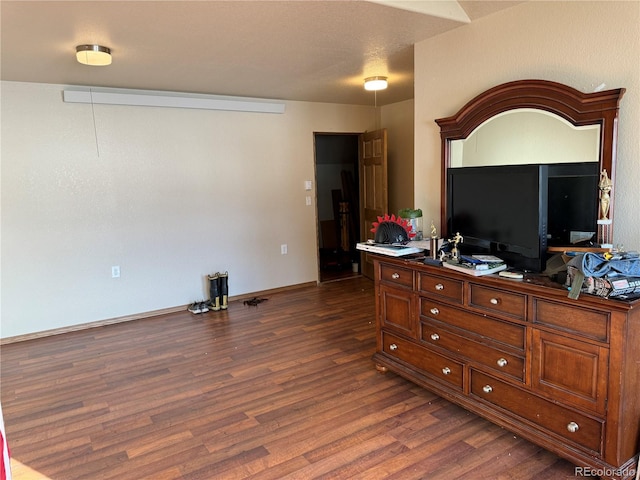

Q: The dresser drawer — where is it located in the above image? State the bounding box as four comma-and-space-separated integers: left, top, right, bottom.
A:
418, 272, 463, 304
382, 331, 463, 390
532, 299, 609, 342
421, 319, 525, 381
469, 284, 526, 321
380, 264, 415, 290
419, 299, 525, 350
471, 370, 603, 454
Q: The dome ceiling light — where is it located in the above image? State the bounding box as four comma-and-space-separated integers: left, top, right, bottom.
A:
76, 44, 112, 66
364, 76, 388, 91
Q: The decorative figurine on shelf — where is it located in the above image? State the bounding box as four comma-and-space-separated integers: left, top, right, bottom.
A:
450, 232, 463, 260
599, 169, 613, 220
429, 221, 439, 260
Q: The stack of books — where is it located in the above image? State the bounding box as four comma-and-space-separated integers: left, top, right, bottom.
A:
356, 242, 423, 257
443, 254, 507, 276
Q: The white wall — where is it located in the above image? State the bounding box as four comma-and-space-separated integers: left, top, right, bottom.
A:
0, 81, 377, 339
414, 1, 640, 248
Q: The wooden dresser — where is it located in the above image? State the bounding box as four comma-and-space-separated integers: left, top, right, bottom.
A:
372, 255, 640, 479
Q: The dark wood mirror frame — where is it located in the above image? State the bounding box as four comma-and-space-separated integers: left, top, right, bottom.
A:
435, 79, 625, 245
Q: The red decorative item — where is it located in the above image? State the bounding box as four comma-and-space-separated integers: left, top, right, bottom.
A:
370, 213, 416, 242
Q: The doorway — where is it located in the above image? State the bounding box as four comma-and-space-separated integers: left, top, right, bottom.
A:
314, 133, 361, 282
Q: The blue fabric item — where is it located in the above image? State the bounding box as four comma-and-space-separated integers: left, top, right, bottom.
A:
579, 252, 640, 278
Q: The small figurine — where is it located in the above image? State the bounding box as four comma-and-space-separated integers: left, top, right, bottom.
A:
429, 221, 439, 260
599, 169, 613, 220
450, 232, 463, 260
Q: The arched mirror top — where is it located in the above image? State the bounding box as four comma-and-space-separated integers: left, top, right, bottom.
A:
436, 79, 625, 244
449, 108, 601, 168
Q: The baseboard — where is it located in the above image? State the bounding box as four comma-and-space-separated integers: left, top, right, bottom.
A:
228, 281, 317, 303
0, 281, 318, 345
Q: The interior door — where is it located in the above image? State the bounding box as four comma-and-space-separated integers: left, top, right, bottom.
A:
359, 129, 388, 279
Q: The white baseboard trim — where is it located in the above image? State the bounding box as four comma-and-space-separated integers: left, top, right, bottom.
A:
0, 281, 318, 345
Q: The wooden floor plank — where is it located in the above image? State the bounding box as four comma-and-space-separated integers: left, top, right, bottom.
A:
1, 277, 581, 479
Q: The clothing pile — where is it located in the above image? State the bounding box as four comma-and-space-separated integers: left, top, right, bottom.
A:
566, 251, 640, 299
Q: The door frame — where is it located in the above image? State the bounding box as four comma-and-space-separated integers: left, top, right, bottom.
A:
313, 132, 362, 283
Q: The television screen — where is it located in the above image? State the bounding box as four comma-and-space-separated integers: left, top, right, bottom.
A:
547, 162, 599, 246
447, 164, 547, 272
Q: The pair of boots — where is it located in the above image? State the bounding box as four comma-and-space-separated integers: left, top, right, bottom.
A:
207, 271, 228, 311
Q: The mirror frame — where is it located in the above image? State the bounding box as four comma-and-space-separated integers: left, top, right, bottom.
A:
436, 79, 625, 245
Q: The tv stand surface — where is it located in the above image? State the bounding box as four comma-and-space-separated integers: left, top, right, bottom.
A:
372, 254, 640, 480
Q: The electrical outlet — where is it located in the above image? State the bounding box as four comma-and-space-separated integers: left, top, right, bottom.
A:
111, 266, 121, 278
305, 196, 312, 206
281, 244, 288, 255
304, 180, 312, 191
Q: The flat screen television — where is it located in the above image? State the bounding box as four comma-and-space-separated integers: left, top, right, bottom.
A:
446, 164, 548, 272
546, 162, 599, 246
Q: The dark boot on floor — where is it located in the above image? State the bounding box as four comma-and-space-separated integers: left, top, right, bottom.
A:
219, 271, 229, 310
208, 272, 221, 311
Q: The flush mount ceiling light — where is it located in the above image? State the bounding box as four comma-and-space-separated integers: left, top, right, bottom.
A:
364, 76, 388, 91
76, 44, 112, 66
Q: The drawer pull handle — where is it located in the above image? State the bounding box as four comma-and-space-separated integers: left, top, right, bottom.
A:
391, 273, 400, 279
497, 358, 508, 367
435, 283, 444, 290
490, 298, 500, 305
442, 367, 451, 375
567, 422, 579, 433
389, 343, 398, 351
430, 307, 440, 315
430, 333, 440, 341
482, 385, 493, 394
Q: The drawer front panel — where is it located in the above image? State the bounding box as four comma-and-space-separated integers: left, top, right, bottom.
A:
421, 319, 525, 381
469, 284, 526, 320
419, 299, 525, 350
379, 286, 415, 337
380, 264, 415, 289
533, 299, 609, 342
382, 332, 463, 390
418, 273, 463, 304
471, 370, 603, 454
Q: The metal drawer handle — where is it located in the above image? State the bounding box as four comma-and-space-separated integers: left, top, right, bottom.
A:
435, 283, 444, 291
390, 343, 398, 351
567, 422, 579, 433
490, 298, 500, 305
391, 273, 400, 279
482, 385, 493, 394
430, 307, 440, 315
430, 333, 440, 341
497, 358, 508, 368
442, 367, 451, 375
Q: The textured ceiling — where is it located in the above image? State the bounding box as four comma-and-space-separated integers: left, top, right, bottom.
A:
0, 1, 521, 106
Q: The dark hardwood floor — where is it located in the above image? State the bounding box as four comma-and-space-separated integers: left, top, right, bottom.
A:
1, 277, 581, 479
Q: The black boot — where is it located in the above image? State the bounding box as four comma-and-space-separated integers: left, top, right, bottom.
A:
219, 271, 229, 310
208, 273, 221, 311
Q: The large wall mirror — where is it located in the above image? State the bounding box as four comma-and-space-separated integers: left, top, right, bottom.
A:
436, 79, 625, 247
450, 109, 601, 168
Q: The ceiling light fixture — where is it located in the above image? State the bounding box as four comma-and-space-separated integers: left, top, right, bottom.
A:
364, 76, 388, 91
76, 44, 112, 66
